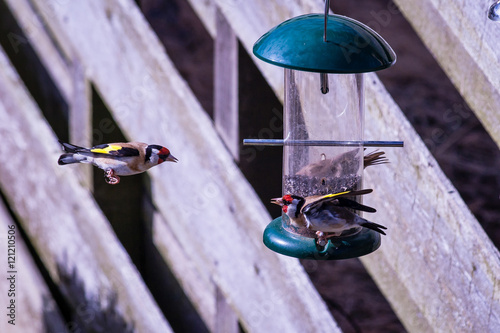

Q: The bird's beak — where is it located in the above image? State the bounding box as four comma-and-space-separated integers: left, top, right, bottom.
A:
164, 154, 178, 163
270, 197, 283, 206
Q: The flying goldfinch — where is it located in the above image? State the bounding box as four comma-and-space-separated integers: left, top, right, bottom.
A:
271, 189, 386, 244
58, 141, 177, 184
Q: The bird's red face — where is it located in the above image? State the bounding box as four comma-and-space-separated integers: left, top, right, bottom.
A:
158, 147, 178, 164
271, 194, 294, 213
281, 194, 294, 213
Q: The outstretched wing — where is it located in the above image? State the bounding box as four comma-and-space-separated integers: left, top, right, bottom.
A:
303, 189, 375, 213
89, 144, 140, 157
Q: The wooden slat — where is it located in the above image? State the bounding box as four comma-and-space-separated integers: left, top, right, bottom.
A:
190, 0, 323, 101
214, 285, 239, 333
153, 212, 217, 330
214, 7, 239, 160
362, 76, 500, 332
28, 0, 342, 331
0, 45, 172, 333
393, 0, 500, 147
0, 200, 68, 333
192, 0, 500, 331
188, 0, 217, 37
4, 0, 72, 102
69, 59, 92, 188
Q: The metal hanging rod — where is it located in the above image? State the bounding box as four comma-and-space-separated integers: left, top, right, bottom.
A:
324, 0, 330, 42
243, 139, 404, 147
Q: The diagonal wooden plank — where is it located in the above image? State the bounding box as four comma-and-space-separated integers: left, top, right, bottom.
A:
0, 45, 172, 333
27, 0, 342, 332
393, 0, 500, 147
0, 199, 68, 333
362, 75, 500, 332
214, 7, 239, 160
4, 0, 72, 101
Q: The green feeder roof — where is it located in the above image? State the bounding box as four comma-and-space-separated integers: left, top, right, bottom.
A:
253, 14, 396, 73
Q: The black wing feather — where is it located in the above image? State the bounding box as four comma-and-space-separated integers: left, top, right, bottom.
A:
303, 189, 374, 213
360, 221, 387, 235
60, 142, 140, 158
90, 145, 139, 157
335, 198, 376, 213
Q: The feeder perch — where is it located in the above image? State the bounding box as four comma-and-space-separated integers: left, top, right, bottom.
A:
246, 6, 400, 260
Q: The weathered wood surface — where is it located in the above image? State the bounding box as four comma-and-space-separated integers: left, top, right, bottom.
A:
0, 199, 68, 333
9, 0, 499, 331
393, 0, 500, 147
191, 0, 500, 331
214, 7, 239, 160
4, 0, 72, 102
0, 46, 172, 333
362, 76, 500, 332
189, 0, 325, 102
153, 212, 217, 330
69, 59, 93, 188
29, 0, 341, 332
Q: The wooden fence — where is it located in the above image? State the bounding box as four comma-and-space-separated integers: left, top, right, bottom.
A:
0, 0, 498, 332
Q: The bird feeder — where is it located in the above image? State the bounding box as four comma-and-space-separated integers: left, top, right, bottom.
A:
245, 4, 401, 260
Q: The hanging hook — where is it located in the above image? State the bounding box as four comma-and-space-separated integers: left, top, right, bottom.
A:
320, 0, 331, 94
324, 0, 330, 42
320, 73, 329, 94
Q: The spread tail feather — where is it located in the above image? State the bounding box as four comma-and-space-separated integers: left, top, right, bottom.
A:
58, 153, 88, 165
364, 150, 389, 168
360, 221, 387, 235
58, 153, 78, 165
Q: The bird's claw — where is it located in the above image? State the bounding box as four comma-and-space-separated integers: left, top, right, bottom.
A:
105, 169, 120, 185
315, 231, 341, 247
316, 231, 328, 247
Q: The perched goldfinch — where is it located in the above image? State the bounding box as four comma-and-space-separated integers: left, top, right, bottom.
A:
271, 189, 386, 244
296, 149, 388, 178
58, 141, 177, 184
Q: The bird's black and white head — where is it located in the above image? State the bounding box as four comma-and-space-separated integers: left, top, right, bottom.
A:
271, 194, 305, 219
145, 144, 178, 166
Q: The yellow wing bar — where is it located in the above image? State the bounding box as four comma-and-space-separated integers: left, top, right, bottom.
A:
320, 190, 351, 199
90, 144, 123, 154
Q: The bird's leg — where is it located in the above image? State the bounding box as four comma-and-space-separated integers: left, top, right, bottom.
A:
104, 169, 120, 184
315, 231, 342, 247
315, 231, 328, 247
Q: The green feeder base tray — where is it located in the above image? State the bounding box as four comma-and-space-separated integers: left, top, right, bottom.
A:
263, 217, 381, 260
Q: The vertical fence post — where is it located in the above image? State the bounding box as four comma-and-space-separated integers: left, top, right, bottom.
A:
214, 6, 239, 161
214, 285, 239, 333
70, 58, 92, 188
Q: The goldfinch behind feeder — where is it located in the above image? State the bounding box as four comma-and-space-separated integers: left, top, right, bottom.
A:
296, 149, 388, 178
58, 141, 177, 184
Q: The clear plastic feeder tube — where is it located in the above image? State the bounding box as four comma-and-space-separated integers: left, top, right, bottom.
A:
283, 69, 364, 198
